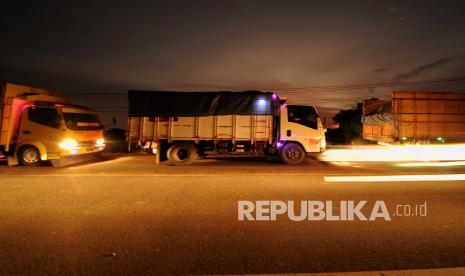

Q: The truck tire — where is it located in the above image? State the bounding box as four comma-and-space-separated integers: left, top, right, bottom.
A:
167, 142, 197, 166
280, 142, 305, 165
18, 145, 42, 166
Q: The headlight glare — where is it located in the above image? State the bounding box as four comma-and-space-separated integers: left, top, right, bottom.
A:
59, 139, 78, 150
96, 138, 105, 146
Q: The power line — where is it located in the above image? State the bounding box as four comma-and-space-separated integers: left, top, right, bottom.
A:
272, 77, 465, 92
65, 76, 465, 96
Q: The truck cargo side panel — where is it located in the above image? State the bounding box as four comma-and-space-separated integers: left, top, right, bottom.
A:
128, 115, 273, 144
171, 117, 196, 139
393, 92, 465, 142
236, 116, 252, 140
362, 124, 395, 143
216, 115, 233, 140
198, 116, 214, 139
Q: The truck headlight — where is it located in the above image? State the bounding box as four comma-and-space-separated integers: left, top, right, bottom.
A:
59, 139, 78, 150
96, 138, 105, 147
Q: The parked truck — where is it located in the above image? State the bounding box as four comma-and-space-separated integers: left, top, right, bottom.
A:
127, 90, 326, 165
0, 82, 105, 166
362, 91, 465, 144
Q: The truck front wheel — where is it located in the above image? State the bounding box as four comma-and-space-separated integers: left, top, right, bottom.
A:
167, 143, 197, 166
280, 142, 305, 165
18, 145, 42, 166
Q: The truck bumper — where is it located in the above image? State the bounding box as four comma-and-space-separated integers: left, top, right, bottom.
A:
54, 145, 105, 159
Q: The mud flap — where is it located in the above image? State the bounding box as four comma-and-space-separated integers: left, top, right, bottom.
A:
7, 155, 19, 166
50, 153, 102, 167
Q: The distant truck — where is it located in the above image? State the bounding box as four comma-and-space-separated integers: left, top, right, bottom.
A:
127, 91, 326, 165
362, 91, 465, 144
0, 83, 105, 166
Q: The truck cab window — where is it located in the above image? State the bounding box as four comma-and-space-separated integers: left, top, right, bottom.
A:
28, 107, 60, 129
287, 105, 318, 130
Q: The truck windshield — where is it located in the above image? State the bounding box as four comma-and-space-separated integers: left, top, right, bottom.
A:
287, 105, 319, 130
63, 113, 102, 130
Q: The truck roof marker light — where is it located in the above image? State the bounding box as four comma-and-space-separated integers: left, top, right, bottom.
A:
255, 98, 269, 113
257, 99, 267, 107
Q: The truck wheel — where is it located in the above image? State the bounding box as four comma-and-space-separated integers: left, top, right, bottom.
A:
280, 142, 305, 165
167, 143, 197, 166
18, 145, 42, 166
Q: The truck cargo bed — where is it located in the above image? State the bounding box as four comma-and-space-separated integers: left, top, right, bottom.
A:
128, 115, 273, 144
363, 91, 465, 143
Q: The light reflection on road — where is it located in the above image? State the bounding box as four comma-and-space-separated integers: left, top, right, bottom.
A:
325, 174, 465, 182
321, 144, 465, 163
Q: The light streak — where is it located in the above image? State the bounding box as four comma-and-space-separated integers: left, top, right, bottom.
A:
324, 174, 465, 182
395, 161, 465, 167
321, 144, 465, 162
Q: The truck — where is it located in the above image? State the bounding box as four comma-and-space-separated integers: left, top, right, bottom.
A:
362, 91, 465, 144
127, 90, 326, 165
0, 82, 105, 166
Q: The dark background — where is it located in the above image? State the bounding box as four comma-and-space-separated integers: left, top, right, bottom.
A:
1, 0, 465, 128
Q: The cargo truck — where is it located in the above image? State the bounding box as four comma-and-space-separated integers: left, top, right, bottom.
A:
127, 91, 326, 165
362, 91, 465, 144
0, 83, 105, 166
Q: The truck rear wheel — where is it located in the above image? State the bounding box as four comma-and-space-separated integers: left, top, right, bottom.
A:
18, 145, 42, 166
280, 142, 305, 165
167, 142, 197, 166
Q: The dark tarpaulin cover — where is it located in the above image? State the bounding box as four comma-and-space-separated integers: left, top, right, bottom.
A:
128, 90, 277, 117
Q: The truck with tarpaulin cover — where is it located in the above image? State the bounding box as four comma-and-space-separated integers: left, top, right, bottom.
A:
362, 91, 465, 144
0, 82, 105, 166
127, 90, 326, 165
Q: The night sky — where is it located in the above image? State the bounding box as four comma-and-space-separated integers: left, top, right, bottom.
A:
1, 0, 465, 128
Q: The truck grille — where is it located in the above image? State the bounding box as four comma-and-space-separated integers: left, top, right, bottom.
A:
78, 141, 95, 147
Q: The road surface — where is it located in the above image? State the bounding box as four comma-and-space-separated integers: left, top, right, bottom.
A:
0, 155, 464, 275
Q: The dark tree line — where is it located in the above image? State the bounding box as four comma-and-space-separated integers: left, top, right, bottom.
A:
326, 103, 363, 145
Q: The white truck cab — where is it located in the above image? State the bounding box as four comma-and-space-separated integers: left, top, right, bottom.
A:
279, 104, 326, 153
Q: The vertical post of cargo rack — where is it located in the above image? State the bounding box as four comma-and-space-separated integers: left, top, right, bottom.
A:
232, 115, 236, 145
168, 117, 173, 144
251, 115, 256, 146
153, 117, 158, 141
268, 115, 272, 144
139, 117, 144, 145
213, 115, 218, 144
153, 117, 160, 164
195, 116, 200, 144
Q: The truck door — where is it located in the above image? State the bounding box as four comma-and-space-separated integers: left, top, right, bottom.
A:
280, 105, 324, 153
18, 106, 64, 156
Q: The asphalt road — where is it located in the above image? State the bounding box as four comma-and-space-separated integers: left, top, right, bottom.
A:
0, 155, 464, 275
